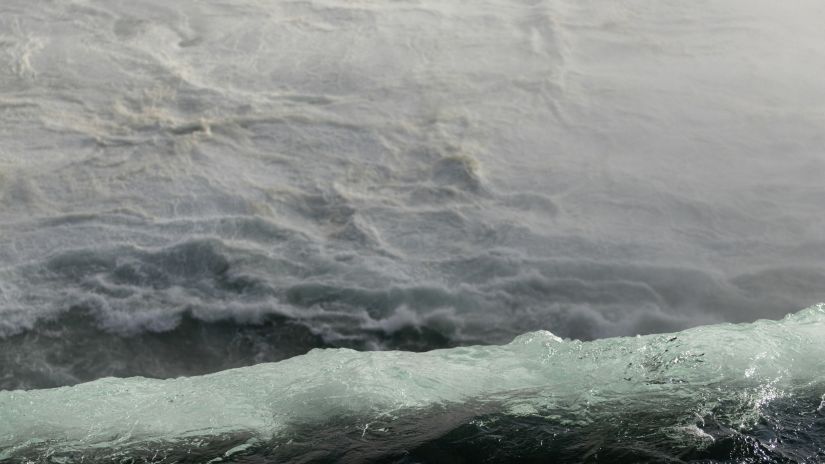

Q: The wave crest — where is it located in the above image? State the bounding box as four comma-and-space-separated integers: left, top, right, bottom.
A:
2, 304, 823, 462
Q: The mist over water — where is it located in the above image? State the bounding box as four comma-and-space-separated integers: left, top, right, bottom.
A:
1, 0, 824, 461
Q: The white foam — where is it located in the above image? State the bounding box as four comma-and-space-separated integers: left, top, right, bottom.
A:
1, 0, 825, 360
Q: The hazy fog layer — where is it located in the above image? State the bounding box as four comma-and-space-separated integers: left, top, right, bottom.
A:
1, 0, 824, 385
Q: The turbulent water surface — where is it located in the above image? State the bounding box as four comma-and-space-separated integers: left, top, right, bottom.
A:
1, 0, 825, 462
2, 306, 825, 462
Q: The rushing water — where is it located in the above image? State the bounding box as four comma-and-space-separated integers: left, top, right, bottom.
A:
1, 0, 824, 462
2, 306, 825, 462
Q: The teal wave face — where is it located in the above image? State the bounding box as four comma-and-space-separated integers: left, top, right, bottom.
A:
2, 304, 824, 462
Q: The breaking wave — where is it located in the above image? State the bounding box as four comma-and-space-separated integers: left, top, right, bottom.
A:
3, 0, 825, 461
2, 304, 824, 463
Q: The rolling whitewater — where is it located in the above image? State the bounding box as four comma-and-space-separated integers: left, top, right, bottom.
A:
1, 0, 825, 462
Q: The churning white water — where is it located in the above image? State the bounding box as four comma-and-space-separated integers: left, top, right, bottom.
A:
1, 0, 825, 461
